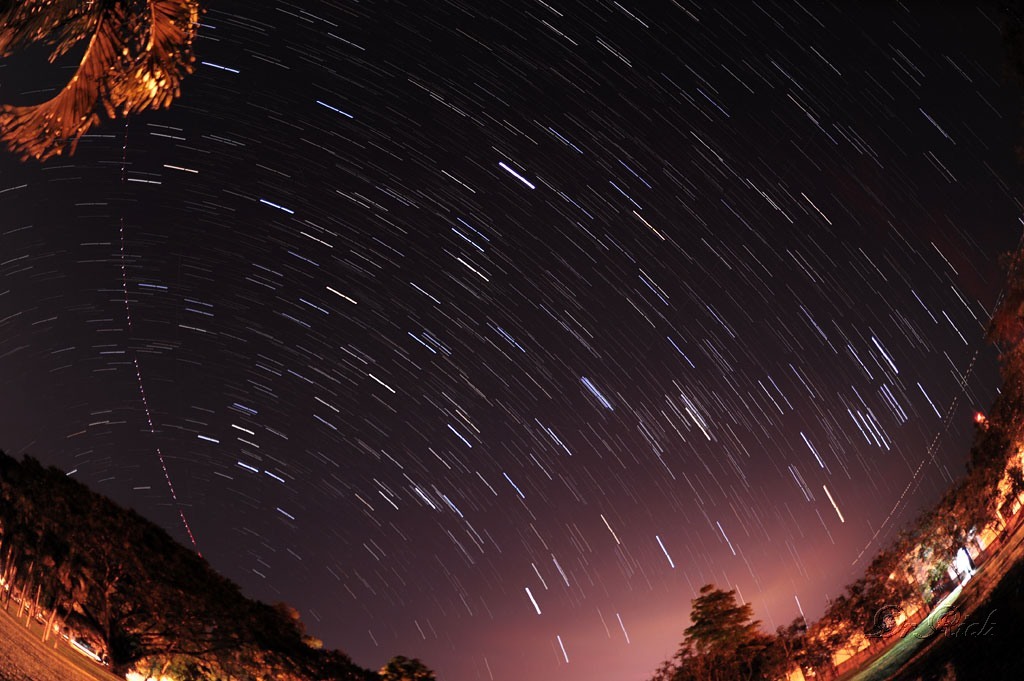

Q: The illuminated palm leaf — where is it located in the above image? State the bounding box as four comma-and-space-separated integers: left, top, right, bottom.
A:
0, 0, 100, 58
0, 0, 200, 161
110, 0, 201, 115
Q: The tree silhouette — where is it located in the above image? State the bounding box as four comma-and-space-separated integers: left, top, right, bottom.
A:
861, 545, 924, 622
639, 239, 1024, 681
1005, 464, 1024, 515
379, 655, 436, 681
682, 584, 761, 658
655, 584, 782, 681
0, 450, 383, 680
0, 0, 201, 161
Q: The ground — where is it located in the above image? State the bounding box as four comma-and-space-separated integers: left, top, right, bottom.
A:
841, 513, 1024, 681
0, 602, 115, 681
887, 526, 1024, 681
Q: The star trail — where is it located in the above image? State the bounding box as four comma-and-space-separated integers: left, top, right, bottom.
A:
1, 2, 1022, 680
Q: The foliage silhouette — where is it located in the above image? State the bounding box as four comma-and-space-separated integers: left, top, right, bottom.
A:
648, 241, 1024, 680
0, 0, 201, 161
378, 656, 436, 681
0, 451, 383, 680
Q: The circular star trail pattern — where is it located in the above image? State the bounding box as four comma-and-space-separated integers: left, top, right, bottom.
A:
0, 3, 1022, 680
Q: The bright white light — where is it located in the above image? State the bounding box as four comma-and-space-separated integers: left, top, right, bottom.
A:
498, 161, 536, 189
955, 547, 973, 581
525, 587, 541, 615
556, 634, 569, 663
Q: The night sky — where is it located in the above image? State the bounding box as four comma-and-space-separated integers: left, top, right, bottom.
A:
1, 2, 1022, 680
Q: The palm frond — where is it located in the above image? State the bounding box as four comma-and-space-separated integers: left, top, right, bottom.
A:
46, 10, 106, 62
109, 0, 201, 115
0, 9, 122, 160
0, 0, 104, 58
0, 0, 201, 161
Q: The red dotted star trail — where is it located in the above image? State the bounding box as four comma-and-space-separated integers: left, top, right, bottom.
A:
118, 121, 201, 556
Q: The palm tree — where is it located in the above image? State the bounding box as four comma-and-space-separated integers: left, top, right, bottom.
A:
0, 0, 201, 161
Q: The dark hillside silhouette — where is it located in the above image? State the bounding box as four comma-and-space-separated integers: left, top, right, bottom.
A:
0, 451, 380, 680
